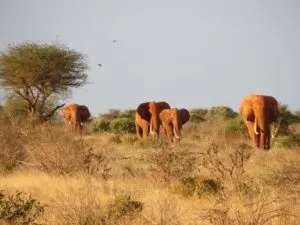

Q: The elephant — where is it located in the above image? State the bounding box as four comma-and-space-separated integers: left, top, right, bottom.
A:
159, 108, 190, 143
62, 104, 91, 132
240, 95, 278, 150
135, 101, 171, 139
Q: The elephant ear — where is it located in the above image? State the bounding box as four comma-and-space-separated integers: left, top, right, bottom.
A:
136, 102, 151, 121
159, 109, 171, 123
179, 108, 190, 125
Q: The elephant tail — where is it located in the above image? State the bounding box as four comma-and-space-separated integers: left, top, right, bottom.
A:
254, 119, 259, 135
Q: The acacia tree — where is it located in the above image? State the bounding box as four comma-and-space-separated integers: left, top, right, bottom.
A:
0, 42, 88, 120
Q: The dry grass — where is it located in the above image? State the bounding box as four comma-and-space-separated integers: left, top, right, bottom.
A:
0, 120, 299, 225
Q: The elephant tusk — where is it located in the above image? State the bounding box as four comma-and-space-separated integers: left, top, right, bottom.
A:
150, 124, 154, 135
173, 127, 180, 139
254, 121, 259, 135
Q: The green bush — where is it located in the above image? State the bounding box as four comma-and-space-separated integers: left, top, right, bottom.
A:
206, 106, 238, 120
0, 190, 45, 225
92, 119, 111, 133
109, 118, 135, 134
118, 109, 135, 119
273, 133, 300, 148
107, 195, 143, 220
172, 177, 196, 197
225, 115, 247, 135
195, 178, 222, 198
172, 177, 222, 198
189, 108, 207, 123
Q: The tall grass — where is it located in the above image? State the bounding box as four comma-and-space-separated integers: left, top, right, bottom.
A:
0, 119, 299, 225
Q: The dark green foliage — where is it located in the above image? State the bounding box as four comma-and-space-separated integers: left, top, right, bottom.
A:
107, 195, 143, 220
195, 178, 222, 197
0, 42, 88, 119
92, 119, 111, 132
278, 104, 300, 125
99, 109, 120, 120
173, 177, 222, 198
3, 96, 27, 117
225, 115, 247, 134
173, 177, 196, 197
109, 118, 136, 134
94, 108, 136, 134
118, 109, 135, 119
189, 108, 207, 123
273, 133, 300, 148
294, 111, 300, 121
0, 190, 45, 225
207, 106, 238, 120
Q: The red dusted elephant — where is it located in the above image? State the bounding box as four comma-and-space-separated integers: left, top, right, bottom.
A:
135, 101, 170, 139
240, 95, 278, 150
159, 108, 190, 143
62, 104, 91, 133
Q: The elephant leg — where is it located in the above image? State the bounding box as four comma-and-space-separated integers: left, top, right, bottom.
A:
262, 129, 271, 150
136, 124, 143, 139
142, 124, 149, 138
165, 125, 174, 143
245, 121, 259, 147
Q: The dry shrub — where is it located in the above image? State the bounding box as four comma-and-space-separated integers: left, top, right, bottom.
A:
199, 141, 254, 195
0, 190, 45, 225
0, 125, 26, 173
145, 146, 199, 184
199, 194, 299, 225
54, 192, 143, 225
142, 196, 186, 225
24, 125, 110, 177
259, 152, 300, 188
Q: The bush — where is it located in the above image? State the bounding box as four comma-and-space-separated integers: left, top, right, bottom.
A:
99, 109, 120, 120
225, 115, 247, 135
195, 178, 222, 198
118, 109, 135, 119
0, 125, 26, 173
206, 106, 238, 120
107, 195, 143, 221
189, 108, 207, 123
273, 133, 300, 148
147, 147, 198, 183
92, 119, 111, 133
0, 190, 45, 225
109, 118, 135, 134
172, 177, 222, 198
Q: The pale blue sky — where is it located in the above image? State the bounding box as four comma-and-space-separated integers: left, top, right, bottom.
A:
1, 0, 300, 115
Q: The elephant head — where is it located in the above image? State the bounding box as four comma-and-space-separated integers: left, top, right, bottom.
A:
62, 104, 91, 133
159, 108, 190, 143
135, 101, 170, 139
240, 95, 278, 150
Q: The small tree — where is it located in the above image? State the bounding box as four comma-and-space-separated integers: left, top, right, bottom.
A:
0, 42, 88, 120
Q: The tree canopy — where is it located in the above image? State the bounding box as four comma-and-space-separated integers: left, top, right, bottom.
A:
0, 42, 88, 120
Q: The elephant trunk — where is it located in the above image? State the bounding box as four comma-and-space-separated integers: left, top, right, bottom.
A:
150, 117, 159, 137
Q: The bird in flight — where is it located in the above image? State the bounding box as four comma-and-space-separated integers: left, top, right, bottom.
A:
113, 40, 116, 43
98, 64, 102, 67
